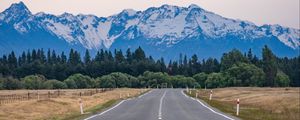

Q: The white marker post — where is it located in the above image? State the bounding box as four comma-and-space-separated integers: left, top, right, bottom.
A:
209, 90, 213, 100
127, 93, 129, 98
186, 86, 189, 92
195, 92, 198, 98
79, 98, 84, 114
236, 98, 240, 116
119, 93, 122, 99
189, 90, 192, 94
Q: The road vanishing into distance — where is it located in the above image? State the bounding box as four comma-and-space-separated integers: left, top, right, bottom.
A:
85, 89, 238, 120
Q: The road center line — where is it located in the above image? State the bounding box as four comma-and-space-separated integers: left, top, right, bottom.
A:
158, 90, 167, 120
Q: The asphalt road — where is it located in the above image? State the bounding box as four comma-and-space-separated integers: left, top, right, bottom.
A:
85, 89, 238, 120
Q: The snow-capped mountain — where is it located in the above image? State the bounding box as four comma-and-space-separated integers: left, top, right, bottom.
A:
0, 2, 299, 59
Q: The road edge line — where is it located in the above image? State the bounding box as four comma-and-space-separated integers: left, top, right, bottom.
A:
181, 90, 235, 120
84, 100, 126, 120
138, 90, 152, 98
84, 89, 153, 120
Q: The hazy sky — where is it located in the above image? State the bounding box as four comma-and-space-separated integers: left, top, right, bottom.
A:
0, 0, 299, 29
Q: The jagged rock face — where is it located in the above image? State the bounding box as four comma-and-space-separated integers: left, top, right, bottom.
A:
0, 2, 299, 59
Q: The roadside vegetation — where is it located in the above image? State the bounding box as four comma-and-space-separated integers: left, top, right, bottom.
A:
0, 88, 144, 120
0, 45, 298, 90
186, 88, 300, 120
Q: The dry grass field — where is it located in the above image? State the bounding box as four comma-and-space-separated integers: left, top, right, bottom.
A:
192, 87, 300, 120
0, 88, 146, 120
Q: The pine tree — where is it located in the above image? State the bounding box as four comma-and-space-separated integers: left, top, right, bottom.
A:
47, 49, 52, 64
84, 49, 91, 64
247, 48, 253, 63
115, 49, 125, 63
262, 45, 277, 87
126, 48, 132, 63
26, 50, 31, 63
32, 49, 37, 61
8, 51, 17, 68
40, 49, 46, 63
134, 47, 145, 60
20, 52, 26, 66
51, 50, 57, 64
61, 52, 67, 63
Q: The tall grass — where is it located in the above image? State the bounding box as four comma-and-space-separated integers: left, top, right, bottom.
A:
186, 89, 299, 120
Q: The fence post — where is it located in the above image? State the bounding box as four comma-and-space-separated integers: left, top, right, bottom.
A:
236, 98, 240, 116
79, 98, 84, 114
209, 90, 213, 100
37, 90, 40, 101
28, 92, 30, 100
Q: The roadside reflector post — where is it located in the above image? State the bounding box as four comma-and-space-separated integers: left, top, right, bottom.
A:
195, 92, 198, 98
79, 98, 84, 114
236, 98, 240, 116
209, 90, 213, 100
189, 90, 191, 95
186, 86, 189, 92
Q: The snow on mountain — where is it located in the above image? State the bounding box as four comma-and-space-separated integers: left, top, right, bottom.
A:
0, 2, 299, 53
261, 24, 299, 49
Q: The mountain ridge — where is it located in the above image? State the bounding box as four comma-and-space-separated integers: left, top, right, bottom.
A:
0, 2, 299, 59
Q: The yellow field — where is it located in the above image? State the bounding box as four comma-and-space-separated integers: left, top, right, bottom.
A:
196, 87, 300, 120
0, 88, 145, 120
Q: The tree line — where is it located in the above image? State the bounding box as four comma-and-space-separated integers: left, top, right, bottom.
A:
0, 45, 299, 89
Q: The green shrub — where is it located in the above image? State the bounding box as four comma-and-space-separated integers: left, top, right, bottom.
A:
44, 80, 67, 89
224, 63, 265, 87
205, 73, 226, 88
193, 73, 207, 88
64, 73, 93, 89
64, 79, 77, 89
0, 76, 22, 90
275, 71, 290, 87
22, 75, 46, 89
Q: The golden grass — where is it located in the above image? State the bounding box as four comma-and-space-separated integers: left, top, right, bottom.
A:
0, 88, 146, 120
193, 87, 300, 120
